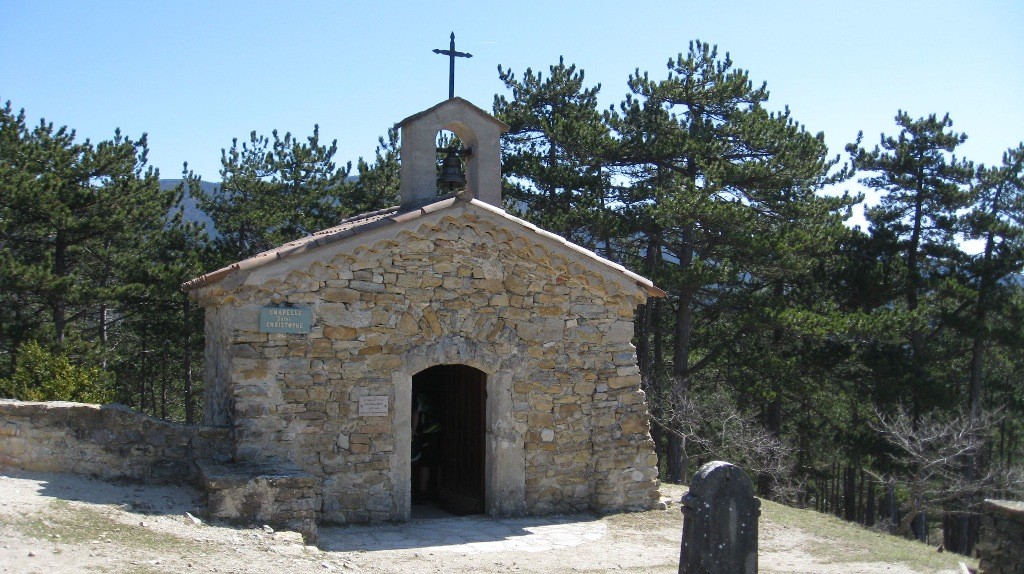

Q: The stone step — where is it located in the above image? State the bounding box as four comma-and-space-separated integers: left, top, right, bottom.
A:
196, 460, 321, 543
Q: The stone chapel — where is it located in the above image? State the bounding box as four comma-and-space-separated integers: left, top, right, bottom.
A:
182, 97, 663, 528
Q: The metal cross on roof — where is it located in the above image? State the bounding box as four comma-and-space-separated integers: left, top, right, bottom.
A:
433, 32, 472, 100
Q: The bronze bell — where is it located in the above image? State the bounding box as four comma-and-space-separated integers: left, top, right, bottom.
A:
437, 148, 467, 192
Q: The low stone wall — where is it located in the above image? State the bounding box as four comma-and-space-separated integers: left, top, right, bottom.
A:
0, 399, 231, 482
977, 499, 1024, 573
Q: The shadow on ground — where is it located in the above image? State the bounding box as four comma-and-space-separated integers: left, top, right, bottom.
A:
5, 470, 607, 555
318, 512, 606, 554
2, 469, 205, 518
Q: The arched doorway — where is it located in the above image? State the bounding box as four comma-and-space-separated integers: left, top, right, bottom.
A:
411, 364, 486, 515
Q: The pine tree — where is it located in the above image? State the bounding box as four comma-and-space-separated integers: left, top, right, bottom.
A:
110, 181, 210, 419
846, 112, 975, 414
194, 126, 350, 263
0, 101, 198, 407
494, 43, 857, 489
0, 101, 177, 354
962, 145, 1024, 418
610, 41, 851, 484
346, 128, 401, 216
494, 58, 620, 255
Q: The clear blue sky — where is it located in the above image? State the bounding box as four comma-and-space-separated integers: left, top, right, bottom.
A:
2, 1, 1022, 201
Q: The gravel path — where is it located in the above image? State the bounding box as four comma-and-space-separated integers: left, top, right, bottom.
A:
0, 470, 966, 574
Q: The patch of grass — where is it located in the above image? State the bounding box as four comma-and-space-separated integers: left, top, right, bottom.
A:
15, 500, 191, 554
761, 498, 976, 573
650, 483, 974, 572
606, 504, 678, 528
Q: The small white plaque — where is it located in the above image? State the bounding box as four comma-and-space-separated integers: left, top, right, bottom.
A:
358, 395, 389, 416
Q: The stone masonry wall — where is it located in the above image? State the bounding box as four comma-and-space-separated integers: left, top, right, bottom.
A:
977, 499, 1024, 574
192, 207, 660, 523
0, 400, 231, 482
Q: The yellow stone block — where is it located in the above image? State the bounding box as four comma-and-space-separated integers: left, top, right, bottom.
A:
397, 313, 419, 335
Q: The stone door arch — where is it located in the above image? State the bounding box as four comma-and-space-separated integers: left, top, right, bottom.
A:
390, 337, 525, 520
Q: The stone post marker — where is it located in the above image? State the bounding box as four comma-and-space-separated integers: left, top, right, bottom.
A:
679, 461, 760, 574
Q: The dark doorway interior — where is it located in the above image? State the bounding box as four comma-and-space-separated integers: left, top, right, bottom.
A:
411, 364, 486, 515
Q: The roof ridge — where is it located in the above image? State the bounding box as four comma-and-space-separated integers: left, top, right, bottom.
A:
182, 196, 663, 298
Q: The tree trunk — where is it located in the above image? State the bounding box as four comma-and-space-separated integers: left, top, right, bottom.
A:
857, 468, 865, 524
667, 432, 684, 484
832, 462, 841, 517
914, 508, 927, 543
52, 232, 67, 344
159, 353, 167, 420
651, 295, 666, 467
669, 292, 694, 484
843, 465, 857, 522
99, 304, 107, 355
668, 228, 695, 484
967, 165, 1007, 418
818, 473, 825, 513
885, 473, 897, 533
149, 369, 157, 417
653, 297, 665, 376
797, 404, 811, 507
943, 511, 979, 556
906, 187, 924, 313
865, 479, 876, 526
907, 186, 926, 417
765, 282, 785, 461
761, 390, 781, 497
138, 349, 147, 413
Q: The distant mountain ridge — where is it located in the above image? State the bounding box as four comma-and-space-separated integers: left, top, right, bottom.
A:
160, 179, 217, 237
160, 176, 364, 239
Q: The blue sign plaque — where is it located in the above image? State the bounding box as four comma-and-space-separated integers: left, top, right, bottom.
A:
259, 306, 312, 334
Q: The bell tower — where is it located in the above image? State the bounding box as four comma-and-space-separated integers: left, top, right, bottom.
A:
396, 34, 508, 212
396, 98, 509, 211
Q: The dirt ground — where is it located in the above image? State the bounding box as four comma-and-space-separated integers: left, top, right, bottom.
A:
0, 470, 968, 574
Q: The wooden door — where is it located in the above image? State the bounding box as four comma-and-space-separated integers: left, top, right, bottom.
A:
414, 364, 486, 515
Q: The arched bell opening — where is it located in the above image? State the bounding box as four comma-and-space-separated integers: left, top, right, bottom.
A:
410, 364, 487, 516
435, 129, 470, 195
